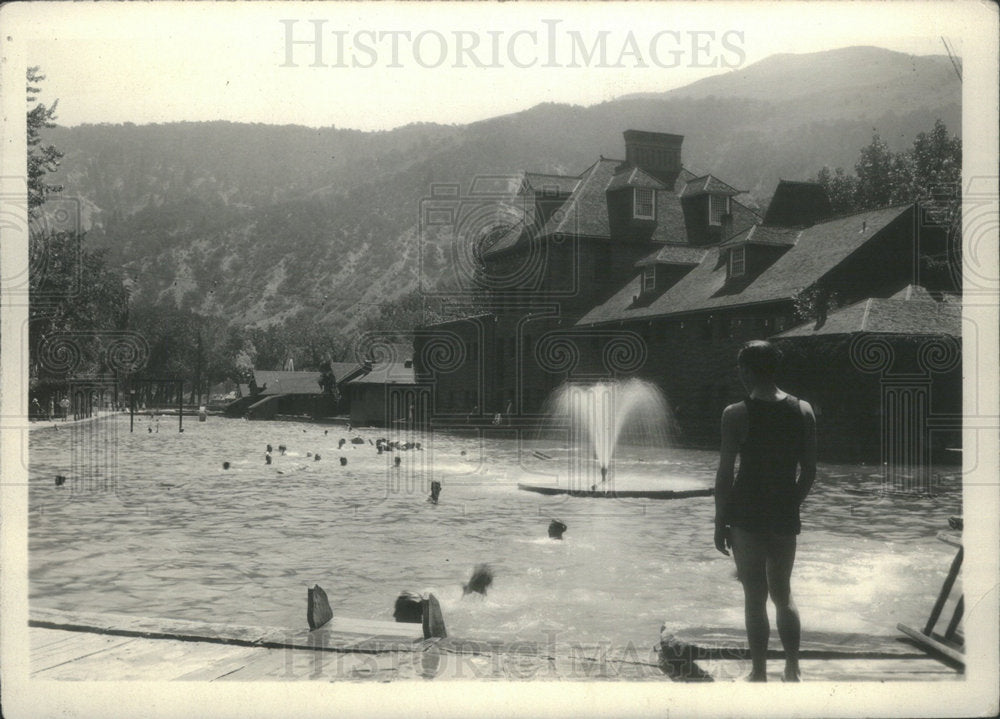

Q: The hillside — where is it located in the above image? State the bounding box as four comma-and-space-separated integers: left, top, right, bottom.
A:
43, 46, 960, 335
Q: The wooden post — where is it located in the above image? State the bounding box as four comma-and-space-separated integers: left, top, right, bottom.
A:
924, 546, 962, 635
421, 593, 447, 639
178, 380, 183, 432
307, 585, 333, 631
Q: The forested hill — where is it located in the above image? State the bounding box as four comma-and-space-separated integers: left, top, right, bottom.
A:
43, 46, 960, 335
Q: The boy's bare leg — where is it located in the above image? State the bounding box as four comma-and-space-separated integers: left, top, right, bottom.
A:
731, 528, 769, 681
766, 534, 801, 681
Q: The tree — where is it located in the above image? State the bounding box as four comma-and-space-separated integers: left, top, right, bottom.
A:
28, 69, 129, 393
815, 166, 859, 216
27, 67, 63, 215
853, 132, 895, 210
813, 120, 962, 216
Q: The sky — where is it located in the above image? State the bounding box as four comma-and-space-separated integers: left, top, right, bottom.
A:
6, 1, 983, 132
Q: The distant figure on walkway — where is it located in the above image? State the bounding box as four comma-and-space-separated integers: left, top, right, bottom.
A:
714, 340, 816, 682
462, 564, 493, 596
429, 480, 441, 504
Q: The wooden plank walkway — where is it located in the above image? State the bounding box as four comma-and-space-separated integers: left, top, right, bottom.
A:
28, 609, 963, 682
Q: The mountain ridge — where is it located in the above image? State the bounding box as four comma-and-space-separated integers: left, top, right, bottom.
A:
41, 45, 960, 335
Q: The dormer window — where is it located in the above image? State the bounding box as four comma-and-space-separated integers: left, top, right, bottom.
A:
642, 265, 656, 292
633, 187, 655, 219
709, 194, 730, 225
728, 246, 746, 278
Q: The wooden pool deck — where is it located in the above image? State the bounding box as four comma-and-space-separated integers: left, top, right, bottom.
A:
28, 608, 962, 682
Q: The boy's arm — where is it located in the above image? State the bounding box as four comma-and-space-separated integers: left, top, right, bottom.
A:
714, 404, 741, 555
796, 401, 817, 505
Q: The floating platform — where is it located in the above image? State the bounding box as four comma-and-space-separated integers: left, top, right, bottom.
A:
517, 483, 713, 499
27, 608, 961, 682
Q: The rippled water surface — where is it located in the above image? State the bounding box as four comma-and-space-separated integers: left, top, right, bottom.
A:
29, 414, 962, 648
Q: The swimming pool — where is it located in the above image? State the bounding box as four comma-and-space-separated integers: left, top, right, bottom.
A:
29, 414, 961, 650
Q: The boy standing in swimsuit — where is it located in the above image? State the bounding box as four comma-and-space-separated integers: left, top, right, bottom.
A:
714, 340, 817, 682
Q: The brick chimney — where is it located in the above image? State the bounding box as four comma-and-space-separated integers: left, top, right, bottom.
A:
623, 130, 684, 190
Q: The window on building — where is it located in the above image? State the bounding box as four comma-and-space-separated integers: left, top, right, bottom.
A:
642, 265, 656, 292
729, 246, 746, 278
709, 194, 730, 225
633, 187, 655, 220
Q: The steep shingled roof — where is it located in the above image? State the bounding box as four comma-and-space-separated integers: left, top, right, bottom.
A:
721, 224, 801, 247
348, 362, 416, 384
680, 174, 744, 197
605, 165, 668, 192
577, 205, 912, 325
483, 162, 760, 257
522, 172, 580, 196
635, 244, 709, 266
253, 362, 416, 395
253, 367, 352, 395
773, 297, 960, 337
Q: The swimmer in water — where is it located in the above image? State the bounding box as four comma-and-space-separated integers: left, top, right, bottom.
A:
548, 519, 567, 540
462, 564, 494, 596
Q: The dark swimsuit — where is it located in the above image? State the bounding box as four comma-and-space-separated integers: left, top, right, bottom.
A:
725, 394, 806, 536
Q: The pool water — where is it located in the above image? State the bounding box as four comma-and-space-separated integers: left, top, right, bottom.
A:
29, 414, 962, 649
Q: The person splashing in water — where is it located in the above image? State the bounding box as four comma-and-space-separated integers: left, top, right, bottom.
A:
462, 564, 493, 597
714, 340, 816, 683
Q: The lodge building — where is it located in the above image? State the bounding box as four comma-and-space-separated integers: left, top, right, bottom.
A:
414, 130, 961, 464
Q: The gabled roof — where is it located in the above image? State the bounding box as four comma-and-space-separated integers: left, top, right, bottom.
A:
890, 283, 935, 301
773, 296, 960, 338
521, 172, 580, 196
721, 224, 801, 247
482, 160, 760, 258
763, 179, 833, 227
542, 158, 626, 238
253, 368, 348, 395
577, 205, 912, 325
635, 244, 709, 267
479, 220, 528, 255
605, 164, 667, 192
680, 174, 744, 198
348, 362, 416, 385
252, 362, 416, 395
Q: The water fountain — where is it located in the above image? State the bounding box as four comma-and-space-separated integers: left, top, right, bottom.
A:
518, 379, 713, 499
